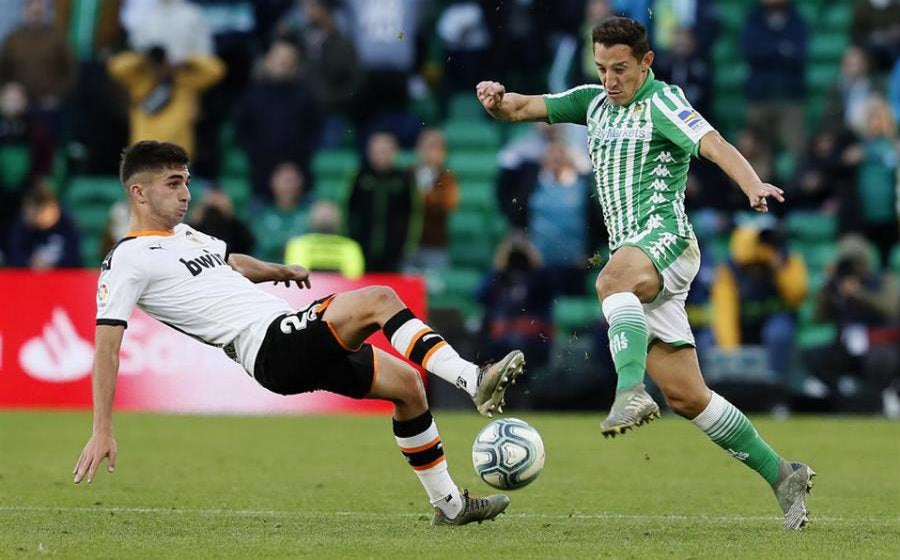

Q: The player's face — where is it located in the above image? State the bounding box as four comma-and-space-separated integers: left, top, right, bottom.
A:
139, 166, 192, 226
594, 43, 654, 105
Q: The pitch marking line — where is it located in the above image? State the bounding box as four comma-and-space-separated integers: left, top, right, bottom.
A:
1, 506, 898, 525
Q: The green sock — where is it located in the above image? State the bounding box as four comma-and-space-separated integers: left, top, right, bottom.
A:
601, 293, 648, 391
692, 392, 783, 486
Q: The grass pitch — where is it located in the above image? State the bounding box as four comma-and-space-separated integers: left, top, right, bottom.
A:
1, 411, 898, 559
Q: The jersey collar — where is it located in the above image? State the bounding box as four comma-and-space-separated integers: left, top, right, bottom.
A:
627, 68, 656, 105
125, 230, 175, 237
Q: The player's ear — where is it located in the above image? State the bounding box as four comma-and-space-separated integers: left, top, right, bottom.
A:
642, 51, 655, 71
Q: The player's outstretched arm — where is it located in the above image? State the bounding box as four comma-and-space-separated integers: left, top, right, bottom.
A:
476, 81, 548, 122
699, 130, 785, 213
74, 325, 123, 484
227, 253, 310, 289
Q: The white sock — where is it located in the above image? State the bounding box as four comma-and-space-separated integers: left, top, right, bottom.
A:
394, 417, 463, 518
387, 315, 478, 396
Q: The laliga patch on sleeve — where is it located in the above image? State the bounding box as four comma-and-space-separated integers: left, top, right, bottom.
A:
97, 281, 110, 310
677, 109, 706, 131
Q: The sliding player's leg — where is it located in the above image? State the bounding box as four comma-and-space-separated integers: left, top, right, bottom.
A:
365, 347, 510, 525
646, 342, 815, 530
321, 286, 525, 416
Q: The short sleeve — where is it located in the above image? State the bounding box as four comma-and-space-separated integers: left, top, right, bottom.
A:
96, 243, 149, 328
650, 85, 715, 156
543, 84, 606, 125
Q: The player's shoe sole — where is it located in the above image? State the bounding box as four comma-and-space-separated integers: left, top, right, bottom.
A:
601, 384, 661, 438
431, 489, 510, 526
774, 462, 816, 531
473, 350, 525, 417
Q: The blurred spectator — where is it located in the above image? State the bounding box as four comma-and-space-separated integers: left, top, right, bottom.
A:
8, 182, 82, 269
344, 0, 423, 145
124, 0, 213, 64
573, 0, 613, 86
189, 188, 255, 255
740, 0, 808, 160
477, 233, 554, 370
285, 200, 365, 278
252, 162, 311, 263
482, 0, 548, 95
98, 200, 130, 260
406, 129, 458, 272
190, 0, 260, 178
55, 0, 124, 61
236, 39, 320, 201
437, 1, 490, 95
0, 82, 53, 230
653, 26, 712, 117
841, 95, 899, 266
824, 46, 881, 138
528, 142, 591, 296
803, 235, 899, 401
0, 0, 26, 46
851, 0, 900, 72
496, 122, 592, 228
790, 127, 855, 211
292, 0, 360, 148
0, 0, 76, 134
108, 46, 225, 159
711, 226, 808, 383
648, 0, 720, 57
346, 131, 418, 272
735, 126, 774, 185
890, 58, 900, 126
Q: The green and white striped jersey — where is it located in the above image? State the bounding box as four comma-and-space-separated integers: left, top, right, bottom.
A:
543, 70, 713, 251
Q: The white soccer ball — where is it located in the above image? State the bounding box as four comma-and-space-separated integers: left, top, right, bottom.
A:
472, 417, 545, 490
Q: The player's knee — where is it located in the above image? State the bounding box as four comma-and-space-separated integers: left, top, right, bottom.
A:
596, 269, 656, 301
664, 387, 709, 419
366, 285, 401, 309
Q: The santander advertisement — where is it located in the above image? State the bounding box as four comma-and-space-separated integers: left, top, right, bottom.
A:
0, 271, 426, 414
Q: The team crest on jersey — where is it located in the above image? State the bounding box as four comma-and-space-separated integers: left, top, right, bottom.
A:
631, 103, 644, 115
97, 282, 110, 310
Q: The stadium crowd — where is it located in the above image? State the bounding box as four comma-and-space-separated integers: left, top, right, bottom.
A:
0, 0, 897, 413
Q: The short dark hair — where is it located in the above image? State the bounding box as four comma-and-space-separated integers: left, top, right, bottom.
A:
592, 16, 650, 59
119, 141, 189, 186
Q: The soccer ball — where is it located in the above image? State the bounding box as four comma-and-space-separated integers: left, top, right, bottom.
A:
472, 417, 545, 490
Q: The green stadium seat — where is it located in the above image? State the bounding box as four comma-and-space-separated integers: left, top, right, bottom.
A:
797, 242, 836, 271
554, 297, 602, 336
312, 149, 358, 181
449, 94, 485, 121
449, 237, 495, 269
712, 63, 747, 92
822, 4, 852, 31
222, 147, 250, 178
890, 244, 900, 273
218, 176, 250, 218
808, 63, 839, 91
64, 176, 123, 207
717, 3, 747, 29
796, 323, 836, 349
443, 121, 501, 151
80, 234, 102, 267
0, 145, 30, 189
316, 176, 350, 202
447, 152, 498, 182
72, 205, 111, 237
811, 34, 849, 63
458, 183, 495, 212
786, 212, 836, 241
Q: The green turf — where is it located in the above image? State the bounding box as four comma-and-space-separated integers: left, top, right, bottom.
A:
1, 411, 898, 559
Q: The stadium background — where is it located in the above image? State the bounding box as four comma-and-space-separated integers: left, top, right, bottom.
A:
1, 1, 899, 558
2, 0, 897, 414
